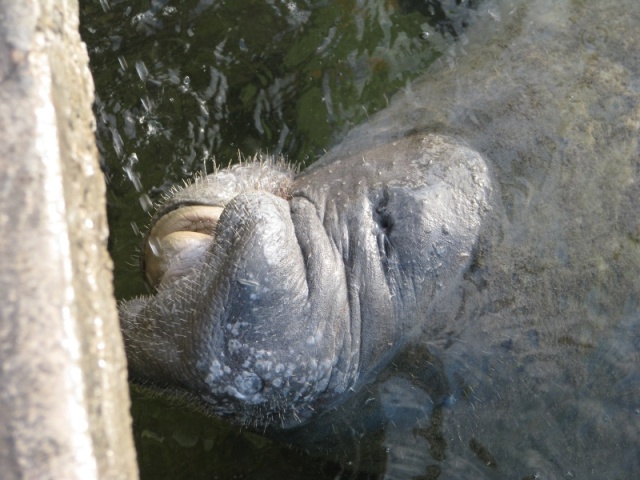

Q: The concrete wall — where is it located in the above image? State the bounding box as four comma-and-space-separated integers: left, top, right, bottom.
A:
0, 0, 138, 478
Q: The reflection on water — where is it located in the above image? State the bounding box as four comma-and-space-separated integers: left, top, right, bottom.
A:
81, 0, 640, 478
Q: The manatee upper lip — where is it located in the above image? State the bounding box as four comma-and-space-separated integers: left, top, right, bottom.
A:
144, 204, 224, 288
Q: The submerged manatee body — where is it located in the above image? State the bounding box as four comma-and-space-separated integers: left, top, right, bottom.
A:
120, 0, 640, 477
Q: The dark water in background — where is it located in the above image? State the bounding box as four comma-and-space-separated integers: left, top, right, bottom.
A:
79, 1, 476, 478
80, 0, 472, 301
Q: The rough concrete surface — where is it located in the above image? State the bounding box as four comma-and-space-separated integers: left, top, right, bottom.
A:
0, 0, 138, 478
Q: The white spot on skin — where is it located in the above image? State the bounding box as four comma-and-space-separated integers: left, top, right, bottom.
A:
255, 360, 273, 371
234, 371, 263, 396
226, 321, 249, 336
205, 360, 224, 384
262, 232, 283, 266
228, 339, 242, 353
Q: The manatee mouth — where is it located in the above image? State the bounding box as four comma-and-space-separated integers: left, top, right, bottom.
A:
144, 205, 223, 288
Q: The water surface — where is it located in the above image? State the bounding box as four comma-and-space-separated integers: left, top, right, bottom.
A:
80, 0, 469, 478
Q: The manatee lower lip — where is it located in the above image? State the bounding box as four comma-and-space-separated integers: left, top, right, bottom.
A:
145, 205, 223, 288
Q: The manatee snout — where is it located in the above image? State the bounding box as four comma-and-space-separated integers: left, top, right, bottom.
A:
119, 135, 492, 427
142, 160, 295, 290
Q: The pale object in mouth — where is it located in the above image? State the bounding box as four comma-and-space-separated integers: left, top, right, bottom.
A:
144, 205, 223, 288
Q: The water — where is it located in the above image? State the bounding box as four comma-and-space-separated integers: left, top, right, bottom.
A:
80, 0, 640, 478
80, 0, 457, 301
80, 0, 467, 478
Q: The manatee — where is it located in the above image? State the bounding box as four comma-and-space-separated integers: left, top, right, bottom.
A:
120, 0, 640, 477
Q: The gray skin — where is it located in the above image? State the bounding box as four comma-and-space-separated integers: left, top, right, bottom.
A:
121, 0, 640, 476
121, 136, 492, 429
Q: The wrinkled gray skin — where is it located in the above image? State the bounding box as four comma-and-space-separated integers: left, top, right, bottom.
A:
121, 0, 640, 477
122, 136, 491, 427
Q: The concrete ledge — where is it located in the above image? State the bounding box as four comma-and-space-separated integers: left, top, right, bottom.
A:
0, 0, 138, 478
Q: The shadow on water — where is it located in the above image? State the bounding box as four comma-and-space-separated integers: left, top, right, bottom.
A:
79, 0, 474, 478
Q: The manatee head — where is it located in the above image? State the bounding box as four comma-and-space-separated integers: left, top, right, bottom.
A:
119, 134, 492, 429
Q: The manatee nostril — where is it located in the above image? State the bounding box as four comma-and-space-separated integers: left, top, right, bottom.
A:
234, 371, 264, 396
379, 215, 394, 234
374, 195, 394, 260
374, 192, 394, 234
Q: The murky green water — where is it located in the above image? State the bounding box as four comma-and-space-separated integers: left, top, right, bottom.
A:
80, 0, 471, 478
80, 0, 462, 301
